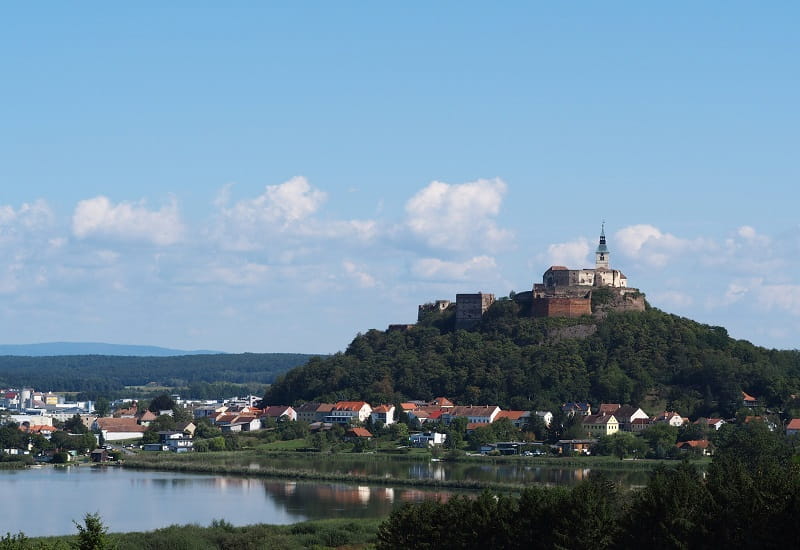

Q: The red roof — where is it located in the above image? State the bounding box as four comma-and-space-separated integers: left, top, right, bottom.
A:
786, 419, 800, 431
372, 405, 394, 413
549, 266, 569, 271
495, 410, 526, 421
347, 427, 373, 438
742, 391, 757, 402
334, 401, 368, 411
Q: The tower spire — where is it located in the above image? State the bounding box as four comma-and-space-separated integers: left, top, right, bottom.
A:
596, 222, 609, 269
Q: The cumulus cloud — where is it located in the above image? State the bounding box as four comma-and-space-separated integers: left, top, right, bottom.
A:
755, 284, 800, 316
541, 238, 591, 268
405, 179, 512, 252
411, 255, 497, 281
213, 177, 375, 251
72, 196, 184, 245
614, 224, 711, 267
342, 261, 377, 288
0, 199, 55, 245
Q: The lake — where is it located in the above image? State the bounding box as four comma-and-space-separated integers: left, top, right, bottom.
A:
0, 466, 450, 537
1, 459, 654, 537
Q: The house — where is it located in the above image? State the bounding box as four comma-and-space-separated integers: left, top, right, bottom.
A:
557, 439, 596, 455
408, 431, 447, 447
370, 404, 396, 426
612, 406, 649, 431
158, 431, 193, 453
174, 421, 196, 437
494, 410, 530, 429
598, 403, 621, 415
442, 405, 501, 425
295, 402, 335, 423
430, 397, 455, 407
676, 440, 713, 456
562, 402, 592, 417
583, 414, 619, 437
216, 413, 261, 432
786, 418, 800, 437
742, 391, 758, 409
325, 401, 372, 424
136, 410, 157, 426
90, 449, 109, 462
262, 405, 297, 422
651, 411, 685, 427
93, 417, 147, 442
193, 405, 227, 419
345, 427, 373, 441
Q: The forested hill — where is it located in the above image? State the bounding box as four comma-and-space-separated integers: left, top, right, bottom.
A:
265, 300, 800, 419
0, 353, 316, 396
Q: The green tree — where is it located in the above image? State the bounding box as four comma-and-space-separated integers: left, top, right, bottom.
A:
148, 394, 175, 413
93, 398, 110, 418
72, 513, 111, 550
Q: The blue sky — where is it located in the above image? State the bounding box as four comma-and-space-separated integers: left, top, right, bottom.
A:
1, 3, 799, 353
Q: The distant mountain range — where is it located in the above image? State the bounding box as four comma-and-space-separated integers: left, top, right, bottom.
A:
0, 342, 225, 357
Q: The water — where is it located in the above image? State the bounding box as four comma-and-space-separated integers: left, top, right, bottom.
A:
0, 460, 654, 537
0, 466, 449, 537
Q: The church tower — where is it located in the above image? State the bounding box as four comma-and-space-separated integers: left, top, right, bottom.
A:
595, 223, 609, 270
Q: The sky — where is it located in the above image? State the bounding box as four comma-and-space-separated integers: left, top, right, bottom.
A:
1, 3, 799, 354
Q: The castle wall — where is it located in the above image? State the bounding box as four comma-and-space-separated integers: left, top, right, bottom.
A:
455, 293, 495, 329
531, 297, 592, 318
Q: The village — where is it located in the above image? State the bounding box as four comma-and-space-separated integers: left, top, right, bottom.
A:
3, 385, 798, 463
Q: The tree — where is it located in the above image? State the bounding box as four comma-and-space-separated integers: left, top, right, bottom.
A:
64, 414, 89, 434
148, 394, 175, 413
72, 513, 111, 550
93, 398, 110, 418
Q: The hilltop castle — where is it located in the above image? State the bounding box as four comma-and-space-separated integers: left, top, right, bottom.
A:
412, 225, 645, 330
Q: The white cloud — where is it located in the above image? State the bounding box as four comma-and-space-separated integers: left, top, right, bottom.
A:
649, 290, 694, 309
342, 261, 377, 288
614, 224, 711, 268
755, 284, 800, 316
412, 255, 497, 281
405, 179, 512, 252
0, 199, 55, 245
541, 238, 591, 268
72, 196, 184, 245
213, 177, 375, 251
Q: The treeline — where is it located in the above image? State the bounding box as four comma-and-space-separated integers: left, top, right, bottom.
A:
266, 302, 800, 418
378, 422, 800, 549
0, 353, 316, 395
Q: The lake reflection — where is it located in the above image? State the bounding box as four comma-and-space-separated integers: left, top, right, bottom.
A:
0, 466, 456, 537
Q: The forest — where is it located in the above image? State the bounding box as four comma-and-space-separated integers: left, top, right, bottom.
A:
0, 353, 316, 397
377, 421, 800, 549
265, 300, 800, 419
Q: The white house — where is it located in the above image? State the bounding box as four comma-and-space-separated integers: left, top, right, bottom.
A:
370, 404, 396, 426
325, 401, 372, 424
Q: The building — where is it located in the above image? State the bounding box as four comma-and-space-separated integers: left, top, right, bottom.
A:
455, 293, 495, 330
530, 225, 645, 318
583, 414, 620, 437
370, 404, 396, 426
325, 401, 372, 424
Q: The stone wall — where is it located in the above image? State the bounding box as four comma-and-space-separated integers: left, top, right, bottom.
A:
531, 296, 592, 318
455, 293, 495, 329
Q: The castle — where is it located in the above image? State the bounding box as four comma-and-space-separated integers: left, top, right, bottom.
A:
412, 225, 645, 330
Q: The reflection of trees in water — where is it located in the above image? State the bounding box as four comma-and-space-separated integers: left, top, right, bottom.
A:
261, 481, 457, 520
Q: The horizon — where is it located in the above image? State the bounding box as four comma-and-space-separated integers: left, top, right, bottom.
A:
2, 3, 799, 354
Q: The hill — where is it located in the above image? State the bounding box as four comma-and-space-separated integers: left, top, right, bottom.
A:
0, 342, 223, 357
265, 300, 800, 418
0, 353, 317, 397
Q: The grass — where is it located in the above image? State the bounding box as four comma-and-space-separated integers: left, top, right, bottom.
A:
22, 517, 383, 550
